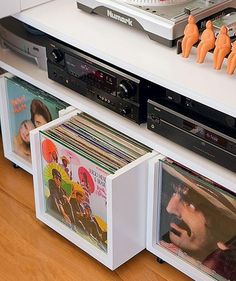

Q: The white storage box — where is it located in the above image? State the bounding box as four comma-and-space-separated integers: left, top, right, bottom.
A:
0, 74, 71, 173
30, 110, 157, 269
147, 155, 236, 281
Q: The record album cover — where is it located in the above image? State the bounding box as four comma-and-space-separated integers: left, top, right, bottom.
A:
40, 133, 108, 252
157, 160, 236, 281
6, 77, 67, 162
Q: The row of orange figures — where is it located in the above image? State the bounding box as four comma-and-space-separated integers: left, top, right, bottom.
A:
181, 15, 236, 75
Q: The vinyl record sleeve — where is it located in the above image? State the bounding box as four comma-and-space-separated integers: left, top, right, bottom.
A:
39, 133, 109, 253
6, 76, 67, 161
156, 159, 236, 281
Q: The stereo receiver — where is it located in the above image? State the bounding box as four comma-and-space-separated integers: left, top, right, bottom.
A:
46, 38, 165, 123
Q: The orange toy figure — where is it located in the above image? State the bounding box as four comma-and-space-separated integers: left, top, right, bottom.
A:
182, 15, 199, 58
213, 26, 231, 70
196, 20, 215, 63
227, 41, 236, 75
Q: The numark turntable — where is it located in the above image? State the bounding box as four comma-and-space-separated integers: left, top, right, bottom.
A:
77, 0, 236, 46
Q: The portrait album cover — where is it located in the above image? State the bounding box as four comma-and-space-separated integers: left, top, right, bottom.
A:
39, 133, 109, 253
6, 76, 68, 162
156, 159, 236, 281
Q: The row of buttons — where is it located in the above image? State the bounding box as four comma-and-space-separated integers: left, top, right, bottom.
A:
97, 95, 114, 106
69, 71, 115, 94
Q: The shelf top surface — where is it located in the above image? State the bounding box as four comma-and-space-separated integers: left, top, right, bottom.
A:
14, 0, 236, 117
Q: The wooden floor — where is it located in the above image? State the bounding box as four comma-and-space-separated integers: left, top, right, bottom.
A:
0, 136, 191, 281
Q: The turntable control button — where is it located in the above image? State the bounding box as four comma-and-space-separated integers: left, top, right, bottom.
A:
118, 80, 135, 99
51, 49, 64, 63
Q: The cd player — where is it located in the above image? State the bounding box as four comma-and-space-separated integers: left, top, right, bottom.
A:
147, 98, 236, 171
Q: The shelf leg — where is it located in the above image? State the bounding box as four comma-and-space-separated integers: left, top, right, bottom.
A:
13, 163, 20, 169
156, 257, 165, 264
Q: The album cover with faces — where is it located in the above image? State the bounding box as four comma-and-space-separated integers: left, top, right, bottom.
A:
157, 159, 236, 281
39, 133, 108, 252
6, 76, 67, 162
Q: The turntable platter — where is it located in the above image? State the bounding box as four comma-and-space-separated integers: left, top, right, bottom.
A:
121, 0, 191, 7
116, 0, 229, 21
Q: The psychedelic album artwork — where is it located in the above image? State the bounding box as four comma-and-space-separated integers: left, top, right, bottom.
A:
40, 133, 108, 253
157, 160, 236, 281
6, 77, 67, 162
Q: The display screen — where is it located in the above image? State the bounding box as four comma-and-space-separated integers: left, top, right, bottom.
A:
183, 120, 227, 147
65, 54, 116, 92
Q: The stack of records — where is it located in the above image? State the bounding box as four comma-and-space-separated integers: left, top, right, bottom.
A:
41, 112, 151, 173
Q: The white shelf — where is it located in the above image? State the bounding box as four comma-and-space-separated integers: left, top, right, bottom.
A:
13, 0, 236, 118
1, 46, 235, 192
0, 1, 235, 278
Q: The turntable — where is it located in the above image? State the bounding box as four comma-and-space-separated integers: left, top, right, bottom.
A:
77, 0, 236, 46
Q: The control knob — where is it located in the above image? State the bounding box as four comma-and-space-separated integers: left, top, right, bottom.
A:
120, 106, 131, 116
118, 80, 135, 99
51, 48, 64, 63
225, 115, 235, 128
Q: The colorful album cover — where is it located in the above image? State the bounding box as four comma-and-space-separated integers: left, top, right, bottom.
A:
157, 160, 236, 281
6, 77, 67, 162
40, 133, 108, 253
